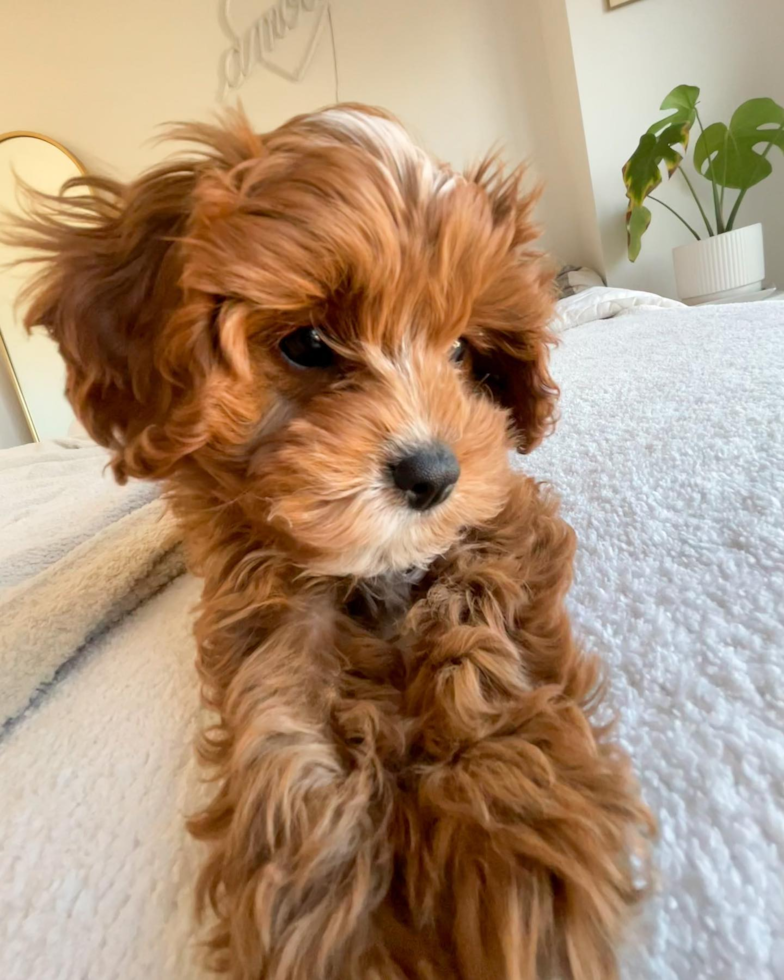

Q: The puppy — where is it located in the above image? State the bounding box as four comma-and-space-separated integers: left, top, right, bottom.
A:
11, 105, 653, 979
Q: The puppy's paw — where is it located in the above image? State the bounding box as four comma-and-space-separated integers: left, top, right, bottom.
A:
397, 697, 654, 980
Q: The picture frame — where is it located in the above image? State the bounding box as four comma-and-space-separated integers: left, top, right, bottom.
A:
0, 132, 85, 442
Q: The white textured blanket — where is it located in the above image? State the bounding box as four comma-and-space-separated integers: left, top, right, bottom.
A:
0, 439, 184, 729
525, 299, 784, 979
0, 300, 783, 979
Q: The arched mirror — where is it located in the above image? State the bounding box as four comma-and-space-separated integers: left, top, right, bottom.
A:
0, 132, 85, 444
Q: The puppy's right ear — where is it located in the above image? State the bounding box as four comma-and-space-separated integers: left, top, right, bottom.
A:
5, 112, 263, 482
5, 163, 202, 481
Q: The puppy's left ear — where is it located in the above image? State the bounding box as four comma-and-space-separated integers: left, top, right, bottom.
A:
466, 158, 559, 453
471, 314, 559, 453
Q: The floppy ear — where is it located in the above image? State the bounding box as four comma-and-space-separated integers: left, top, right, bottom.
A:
466, 155, 559, 453
5, 113, 263, 482
467, 160, 559, 453
472, 317, 559, 453
8, 167, 199, 481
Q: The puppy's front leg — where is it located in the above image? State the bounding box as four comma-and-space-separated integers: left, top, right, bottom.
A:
399, 475, 653, 980
188, 581, 404, 980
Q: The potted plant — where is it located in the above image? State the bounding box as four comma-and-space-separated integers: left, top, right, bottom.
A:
623, 85, 784, 303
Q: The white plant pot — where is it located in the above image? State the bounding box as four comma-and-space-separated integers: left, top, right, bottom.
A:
672, 223, 765, 305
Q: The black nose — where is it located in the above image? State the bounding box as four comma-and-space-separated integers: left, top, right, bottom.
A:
390, 443, 460, 511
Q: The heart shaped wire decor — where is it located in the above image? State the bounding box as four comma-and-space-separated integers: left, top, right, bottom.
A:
219, 0, 329, 96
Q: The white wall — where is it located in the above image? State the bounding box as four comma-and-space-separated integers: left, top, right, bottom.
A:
565, 0, 784, 296
0, 0, 595, 448
0, 353, 31, 447
513, 0, 604, 274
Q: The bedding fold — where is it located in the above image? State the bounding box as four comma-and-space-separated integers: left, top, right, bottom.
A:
0, 498, 184, 729
0, 440, 186, 729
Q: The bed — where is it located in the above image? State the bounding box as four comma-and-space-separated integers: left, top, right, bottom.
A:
1, 290, 782, 980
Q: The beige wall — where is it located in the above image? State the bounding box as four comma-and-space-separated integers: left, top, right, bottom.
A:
2, 0, 782, 448
0, 0, 595, 447
565, 0, 784, 296
0, 0, 592, 250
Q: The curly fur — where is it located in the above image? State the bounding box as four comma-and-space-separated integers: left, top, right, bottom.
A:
7, 104, 653, 979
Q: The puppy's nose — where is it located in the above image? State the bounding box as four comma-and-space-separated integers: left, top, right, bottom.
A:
390, 443, 460, 511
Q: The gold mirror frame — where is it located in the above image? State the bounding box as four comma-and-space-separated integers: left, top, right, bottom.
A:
0, 131, 86, 442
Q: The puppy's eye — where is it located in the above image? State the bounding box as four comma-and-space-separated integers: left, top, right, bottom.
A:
279, 327, 335, 369
450, 338, 467, 363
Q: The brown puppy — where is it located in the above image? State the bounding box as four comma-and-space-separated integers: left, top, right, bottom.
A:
10, 106, 653, 979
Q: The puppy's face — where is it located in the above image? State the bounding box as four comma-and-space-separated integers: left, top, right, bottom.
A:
16, 107, 556, 577
233, 307, 511, 578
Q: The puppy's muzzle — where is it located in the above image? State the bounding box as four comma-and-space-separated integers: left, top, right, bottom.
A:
389, 442, 460, 511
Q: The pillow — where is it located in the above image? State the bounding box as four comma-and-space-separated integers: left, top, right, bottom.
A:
554, 265, 606, 298
554, 285, 685, 332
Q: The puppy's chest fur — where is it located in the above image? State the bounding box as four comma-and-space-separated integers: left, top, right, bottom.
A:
344, 568, 426, 644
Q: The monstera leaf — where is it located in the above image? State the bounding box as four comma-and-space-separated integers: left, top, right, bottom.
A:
624, 124, 692, 205
624, 86, 700, 209
694, 97, 784, 190
623, 86, 699, 259
622, 85, 701, 259
647, 84, 700, 137
623, 121, 693, 260
626, 205, 652, 263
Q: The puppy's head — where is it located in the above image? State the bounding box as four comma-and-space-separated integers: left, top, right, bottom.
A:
12, 106, 557, 577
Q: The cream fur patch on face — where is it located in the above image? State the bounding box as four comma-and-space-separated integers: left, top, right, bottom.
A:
317, 108, 420, 176
315, 107, 458, 196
